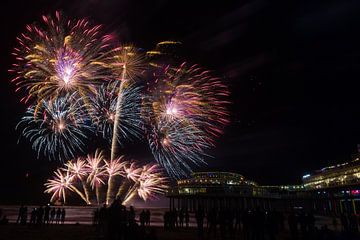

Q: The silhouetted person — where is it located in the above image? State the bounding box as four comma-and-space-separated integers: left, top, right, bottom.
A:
50, 207, 56, 224
140, 210, 146, 227
61, 208, 66, 224
179, 208, 184, 227
107, 199, 121, 240
16, 205, 25, 224
145, 209, 151, 226
55, 208, 61, 224
36, 206, 44, 225
30, 208, 37, 225
173, 209, 178, 228
195, 206, 205, 239
21, 206, 28, 225
44, 205, 50, 224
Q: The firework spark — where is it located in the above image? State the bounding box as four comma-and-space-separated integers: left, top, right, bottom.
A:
10, 11, 113, 103
17, 93, 92, 161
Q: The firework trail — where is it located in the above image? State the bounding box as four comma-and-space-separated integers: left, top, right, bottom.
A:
9, 11, 113, 103
143, 63, 230, 178
17, 93, 93, 161
104, 46, 146, 161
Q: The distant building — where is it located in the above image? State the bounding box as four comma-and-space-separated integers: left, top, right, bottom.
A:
167, 153, 360, 215
302, 154, 360, 189
167, 171, 306, 212
300, 153, 360, 215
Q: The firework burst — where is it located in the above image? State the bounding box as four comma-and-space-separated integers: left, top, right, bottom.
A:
17, 93, 92, 161
45, 150, 167, 205
137, 164, 167, 201
9, 11, 113, 103
144, 62, 230, 178
44, 169, 74, 203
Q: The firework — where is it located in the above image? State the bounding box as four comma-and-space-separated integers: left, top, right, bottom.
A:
44, 169, 74, 203
64, 158, 92, 204
10, 11, 113, 103
137, 164, 167, 201
88, 81, 143, 145
103, 46, 146, 161
105, 157, 127, 204
143, 63, 230, 178
45, 150, 167, 205
17, 93, 92, 161
147, 117, 210, 178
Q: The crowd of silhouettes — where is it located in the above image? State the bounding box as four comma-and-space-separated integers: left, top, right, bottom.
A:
7, 203, 360, 240
93, 199, 157, 240
16, 205, 66, 226
162, 206, 360, 240
163, 208, 190, 229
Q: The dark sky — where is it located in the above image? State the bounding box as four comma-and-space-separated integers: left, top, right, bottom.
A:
1, 0, 360, 204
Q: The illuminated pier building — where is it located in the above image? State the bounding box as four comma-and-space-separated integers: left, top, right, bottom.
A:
167, 154, 360, 215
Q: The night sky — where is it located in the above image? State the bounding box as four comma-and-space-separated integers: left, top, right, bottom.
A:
1, 0, 360, 204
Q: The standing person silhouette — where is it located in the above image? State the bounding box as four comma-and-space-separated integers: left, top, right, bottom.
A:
61, 208, 66, 224
55, 208, 61, 224
179, 209, 184, 228
36, 206, 44, 226
21, 206, 28, 225
50, 207, 55, 224
16, 205, 24, 224
30, 208, 37, 225
140, 210, 146, 227
146, 209, 151, 226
